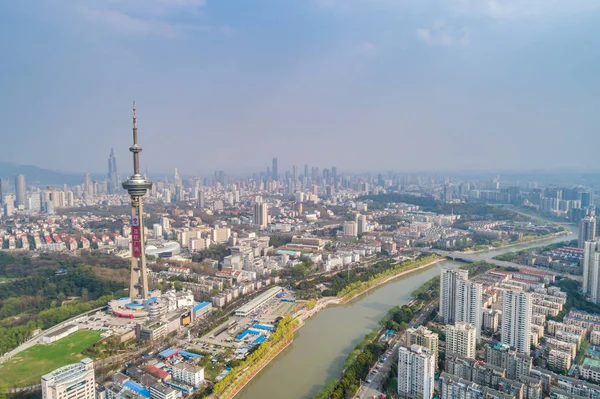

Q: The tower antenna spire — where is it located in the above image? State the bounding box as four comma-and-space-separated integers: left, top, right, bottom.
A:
122, 101, 152, 300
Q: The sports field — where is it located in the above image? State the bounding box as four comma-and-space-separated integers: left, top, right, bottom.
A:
0, 330, 102, 388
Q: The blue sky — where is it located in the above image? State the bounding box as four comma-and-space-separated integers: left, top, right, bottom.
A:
1, 0, 599, 176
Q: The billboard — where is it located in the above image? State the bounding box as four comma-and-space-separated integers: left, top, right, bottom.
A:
131, 215, 141, 257
181, 311, 191, 326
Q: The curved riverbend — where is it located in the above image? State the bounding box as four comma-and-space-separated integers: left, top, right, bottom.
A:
237, 229, 574, 399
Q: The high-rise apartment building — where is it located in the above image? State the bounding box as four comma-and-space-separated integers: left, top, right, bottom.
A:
0, 177, 7, 203
398, 345, 435, 399
582, 191, 593, 208
42, 358, 95, 399
579, 215, 597, 248
485, 342, 532, 381
14, 174, 26, 207
455, 279, 483, 341
404, 326, 439, 368
446, 322, 477, 359
583, 241, 600, 303
357, 214, 368, 235
272, 157, 279, 180
343, 221, 358, 237
439, 268, 469, 324
501, 290, 532, 355
253, 202, 268, 229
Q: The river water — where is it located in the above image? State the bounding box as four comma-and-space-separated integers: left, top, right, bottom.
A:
237, 231, 575, 399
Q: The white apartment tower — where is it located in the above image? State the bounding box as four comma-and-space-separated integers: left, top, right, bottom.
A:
446, 322, 477, 359
583, 241, 600, 302
404, 326, 439, 369
579, 215, 597, 249
439, 268, 469, 324
42, 358, 95, 399
501, 290, 532, 355
398, 345, 435, 399
455, 279, 483, 342
253, 202, 268, 229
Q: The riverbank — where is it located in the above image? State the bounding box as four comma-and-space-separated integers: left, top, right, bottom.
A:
221, 256, 441, 398
338, 257, 442, 305
221, 339, 293, 399
461, 231, 572, 255
298, 256, 442, 321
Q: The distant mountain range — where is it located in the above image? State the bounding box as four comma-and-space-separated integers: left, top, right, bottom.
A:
0, 162, 103, 187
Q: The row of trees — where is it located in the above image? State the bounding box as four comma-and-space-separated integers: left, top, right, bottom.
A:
358, 193, 526, 222
334, 255, 439, 300
0, 293, 117, 355
0, 267, 123, 319
211, 316, 297, 397
314, 332, 386, 399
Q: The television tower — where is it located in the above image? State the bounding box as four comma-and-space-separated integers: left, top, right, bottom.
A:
122, 101, 152, 300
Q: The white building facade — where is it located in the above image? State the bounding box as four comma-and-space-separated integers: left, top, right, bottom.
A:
42, 358, 95, 399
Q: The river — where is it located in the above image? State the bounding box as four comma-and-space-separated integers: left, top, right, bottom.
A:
236, 229, 575, 399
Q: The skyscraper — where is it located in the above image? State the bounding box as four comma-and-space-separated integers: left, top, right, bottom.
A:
397, 345, 435, 399
107, 148, 118, 193
174, 167, 183, 189
445, 322, 477, 359
0, 177, 6, 203
501, 290, 532, 355
41, 358, 95, 399
583, 241, 600, 302
83, 173, 93, 195
14, 174, 26, 207
253, 201, 268, 229
439, 268, 469, 324
455, 279, 483, 341
122, 102, 153, 300
582, 191, 593, 208
272, 157, 279, 180
357, 214, 368, 235
579, 215, 597, 248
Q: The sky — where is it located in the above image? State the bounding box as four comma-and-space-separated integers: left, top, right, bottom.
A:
1, 0, 600, 177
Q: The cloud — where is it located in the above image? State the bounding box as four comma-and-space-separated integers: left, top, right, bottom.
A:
416, 25, 469, 47
354, 41, 379, 56
79, 7, 180, 37
74, 0, 211, 38
315, 0, 600, 20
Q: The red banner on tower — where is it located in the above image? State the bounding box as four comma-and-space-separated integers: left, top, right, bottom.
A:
131, 215, 141, 257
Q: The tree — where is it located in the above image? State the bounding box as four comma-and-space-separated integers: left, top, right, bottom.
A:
291, 264, 309, 277
81, 288, 90, 302
174, 281, 184, 292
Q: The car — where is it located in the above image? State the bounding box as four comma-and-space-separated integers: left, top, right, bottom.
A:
366, 379, 372, 384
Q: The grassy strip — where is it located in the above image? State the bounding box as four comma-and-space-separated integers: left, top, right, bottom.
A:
0, 330, 102, 388
337, 255, 439, 301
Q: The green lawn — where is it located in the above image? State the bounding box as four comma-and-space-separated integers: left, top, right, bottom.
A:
0, 330, 102, 388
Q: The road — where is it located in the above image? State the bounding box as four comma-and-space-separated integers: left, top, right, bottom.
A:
357, 301, 438, 399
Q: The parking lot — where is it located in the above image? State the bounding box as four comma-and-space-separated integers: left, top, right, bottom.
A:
71, 310, 138, 338
199, 289, 296, 350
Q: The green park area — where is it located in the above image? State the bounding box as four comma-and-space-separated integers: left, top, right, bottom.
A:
0, 330, 102, 388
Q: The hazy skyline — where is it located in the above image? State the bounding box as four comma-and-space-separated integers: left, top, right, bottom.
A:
1, 0, 599, 175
